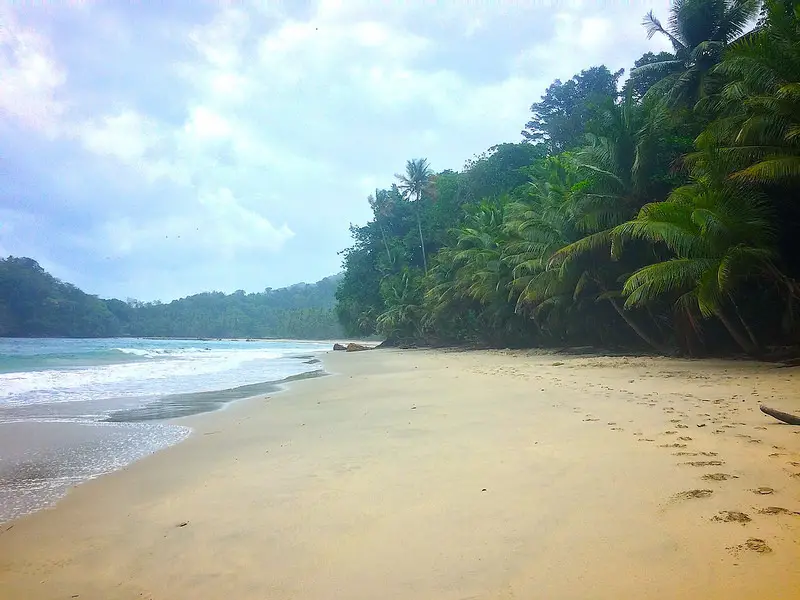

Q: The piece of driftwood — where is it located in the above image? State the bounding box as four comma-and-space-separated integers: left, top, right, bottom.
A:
760, 405, 800, 425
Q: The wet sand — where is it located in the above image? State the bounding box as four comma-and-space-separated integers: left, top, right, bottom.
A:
0, 349, 798, 599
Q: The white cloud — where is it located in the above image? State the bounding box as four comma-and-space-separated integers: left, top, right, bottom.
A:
0, 7, 65, 132
187, 8, 250, 69
98, 187, 293, 258
0, 0, 683, 298
184, 106, 231, 139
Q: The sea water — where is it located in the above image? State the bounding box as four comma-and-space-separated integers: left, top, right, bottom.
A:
0, 337, 330, 522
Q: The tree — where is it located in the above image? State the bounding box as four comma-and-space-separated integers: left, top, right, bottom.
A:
635, 0, 761, 107
522, 66, 624, 153
509, 158, 670, 351
461, 143, 547, 202
334, 0, 800, 355
695, 0, 800, 182
0, 257, 345, 339
615, 177, 778, 354
395, 158, 435, 274
626, 51, 680, 101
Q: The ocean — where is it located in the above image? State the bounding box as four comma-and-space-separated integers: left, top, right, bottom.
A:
0, 337, 330, 522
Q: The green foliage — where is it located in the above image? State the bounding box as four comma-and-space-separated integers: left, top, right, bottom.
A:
0, 257, 120, 337
627, 51, 680, 101
0, 257, 344, 339
638, 0, 761, 107
336, 0, 800, 356
695, 0, 800, 182
522, 66, 625, 153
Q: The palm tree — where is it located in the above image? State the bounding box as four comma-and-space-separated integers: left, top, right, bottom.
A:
438, 201, 513, 307
614, 176, 778, 354
376, 269, 425, 340
396, 158, 435, 274
426, 201, 533, 344
503, 158, 669, 350
505, 159, 584, 319
368, 189, 394, 265
694, 0, 800, 182
634, 0, 761, 107
540, 105, 676, 352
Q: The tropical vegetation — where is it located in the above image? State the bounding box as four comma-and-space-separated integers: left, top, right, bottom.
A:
0, 257, 343, 339
335, 0, 800, 357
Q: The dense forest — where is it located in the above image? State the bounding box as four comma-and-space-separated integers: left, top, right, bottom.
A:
335, 0, 800, 357
0, 257, 344, 339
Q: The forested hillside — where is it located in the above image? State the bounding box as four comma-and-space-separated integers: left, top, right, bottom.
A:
0, 257, 343, 339
336, 0, 800, 357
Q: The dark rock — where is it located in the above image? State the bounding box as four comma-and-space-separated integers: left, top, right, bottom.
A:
333, 343, 347, 351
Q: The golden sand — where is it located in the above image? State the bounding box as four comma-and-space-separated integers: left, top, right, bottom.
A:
1, 349, 798, 599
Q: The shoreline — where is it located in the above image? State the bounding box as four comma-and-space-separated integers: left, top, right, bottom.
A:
1, 349, 798, 599
0, 363, 329, 524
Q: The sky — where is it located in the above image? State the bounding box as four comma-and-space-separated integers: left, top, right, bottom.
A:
0, 0, 672, 301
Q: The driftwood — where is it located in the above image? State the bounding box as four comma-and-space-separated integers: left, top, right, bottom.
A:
346, 343, 371, 352
760, 405, 800, 425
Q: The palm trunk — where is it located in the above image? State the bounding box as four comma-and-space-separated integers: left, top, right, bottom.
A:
375, 189, 393, 265
416, 203, 428, 274
731, 299, 760, 351
609, 298, 671, 355
378, 221, 392, 264
714, 308, 759, 356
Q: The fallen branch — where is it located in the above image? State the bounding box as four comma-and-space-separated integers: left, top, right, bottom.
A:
760, 405, 800, 425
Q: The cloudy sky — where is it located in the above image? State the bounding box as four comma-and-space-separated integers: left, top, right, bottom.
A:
1, 0, 671, 301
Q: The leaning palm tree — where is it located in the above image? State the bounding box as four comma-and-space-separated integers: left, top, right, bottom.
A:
505, 158, 670, 350
615, 176, 778, 354
693, 0, 800, 182
634, 0, 761, 107
395, 158, 435, 273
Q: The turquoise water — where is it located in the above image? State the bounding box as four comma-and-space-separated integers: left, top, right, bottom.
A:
0, 337, 329, 421
0, 337, 330, 522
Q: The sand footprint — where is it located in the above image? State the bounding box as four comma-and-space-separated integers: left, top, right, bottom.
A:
712, 511, 751, 524
671, 489, 713, 501
756, 506, 800, 516
726, 538, 773, 555
681, 460, 725, 467
702, 473, 738, 481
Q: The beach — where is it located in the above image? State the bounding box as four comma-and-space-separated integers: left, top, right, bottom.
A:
1, 349, 798, 599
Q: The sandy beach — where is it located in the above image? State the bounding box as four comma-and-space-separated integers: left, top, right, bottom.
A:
1, 349, 798, 599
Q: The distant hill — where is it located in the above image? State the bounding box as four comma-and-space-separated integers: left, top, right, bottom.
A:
0, 256, 344, 339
